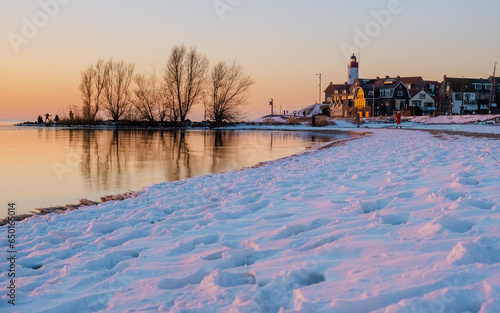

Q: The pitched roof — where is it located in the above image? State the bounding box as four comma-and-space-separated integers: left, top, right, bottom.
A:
373, 78, 405, 89
398, 77, 424, 85
424, 80, 440, 86
324, 83, 351, 94
445, 77, 490, 93
409, 88, 425, 97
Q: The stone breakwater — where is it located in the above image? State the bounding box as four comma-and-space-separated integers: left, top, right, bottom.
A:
0, 191, 138, 227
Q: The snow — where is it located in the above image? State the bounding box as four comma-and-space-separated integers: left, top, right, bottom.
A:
410, 114, 500, 125
252, 103, 327, 124
1, 125, 500, 312
298, 104, 325, 117
252, 115, 289, 124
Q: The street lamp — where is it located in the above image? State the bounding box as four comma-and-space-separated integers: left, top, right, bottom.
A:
316, 73, 322, 104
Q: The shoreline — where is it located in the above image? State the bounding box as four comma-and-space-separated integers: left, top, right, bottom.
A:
0, 128, 365, 226
0, 191, 139, 227
14, 120, 239, 131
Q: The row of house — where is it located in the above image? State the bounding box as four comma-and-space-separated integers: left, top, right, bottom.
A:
325, 55, 499, 117
438, 76, 498, 115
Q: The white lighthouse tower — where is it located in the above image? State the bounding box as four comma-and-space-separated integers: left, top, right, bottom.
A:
347, 54, 359, 84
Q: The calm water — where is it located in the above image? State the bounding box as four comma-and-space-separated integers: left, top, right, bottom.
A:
0, 122, 349, 216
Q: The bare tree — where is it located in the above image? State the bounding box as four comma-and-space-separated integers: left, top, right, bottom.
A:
103, 59, 135, 122
163, 45, 209, 122
80, 59, 106, 121
132, 73, 160, 122
208, 61, 254, 123
159, 78, 178, 122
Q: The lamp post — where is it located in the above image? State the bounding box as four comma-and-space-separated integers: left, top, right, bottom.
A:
489, 62, 497, 114
461, 77, 465, 115
269, 98, 274, 116
316, 73, 322, 104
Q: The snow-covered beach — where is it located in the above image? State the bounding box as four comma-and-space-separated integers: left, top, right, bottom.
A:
1, 123, 500, 312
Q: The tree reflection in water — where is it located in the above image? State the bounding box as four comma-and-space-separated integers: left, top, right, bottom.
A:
67, 129, 343, 198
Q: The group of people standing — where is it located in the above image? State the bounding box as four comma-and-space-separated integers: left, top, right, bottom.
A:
37, 113, 59, 124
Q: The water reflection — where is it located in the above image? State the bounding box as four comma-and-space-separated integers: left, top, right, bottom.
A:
1, 127, 349, 215
73, 130, 341, 195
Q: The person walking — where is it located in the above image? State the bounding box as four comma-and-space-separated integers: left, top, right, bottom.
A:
396, 111, 402, 129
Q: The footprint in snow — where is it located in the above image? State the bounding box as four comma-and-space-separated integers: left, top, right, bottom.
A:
158, 270, 209, 290
447, 237, 500, 265
381, 213, 409, 226
462, 198, 495, 210
168, 234, 220, 256
272, 218, 330, 240
201, 269, 256, 288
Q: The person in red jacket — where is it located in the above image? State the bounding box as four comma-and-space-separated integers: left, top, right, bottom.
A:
396, 111, 402, 128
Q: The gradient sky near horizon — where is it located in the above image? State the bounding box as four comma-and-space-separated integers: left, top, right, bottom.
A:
1, 0, 499, 121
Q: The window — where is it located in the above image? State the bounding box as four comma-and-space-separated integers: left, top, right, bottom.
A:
485, 84, 492, 91
397, 91, 404, 96
464, 94, 471, 104
474, 83, 482, 90
419, 93, 426, 100
380, 90, 384, 96
424, 102, 433, 108
455, 93, 462, 100
385, 90, 391, 96
368, 91, 373, 96
413, 100, 422, 107
334, 90, 338, 94
395, 100, 406, 110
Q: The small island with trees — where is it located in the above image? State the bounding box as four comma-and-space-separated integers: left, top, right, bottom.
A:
23, 44, 254, 128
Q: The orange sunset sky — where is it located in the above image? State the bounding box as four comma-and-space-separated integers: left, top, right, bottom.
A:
1, 0, 499, 121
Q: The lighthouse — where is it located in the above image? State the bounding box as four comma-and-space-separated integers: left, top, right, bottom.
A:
347, 54, 359, 84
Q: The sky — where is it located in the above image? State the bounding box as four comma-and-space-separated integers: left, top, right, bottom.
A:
1, 0, 499, 121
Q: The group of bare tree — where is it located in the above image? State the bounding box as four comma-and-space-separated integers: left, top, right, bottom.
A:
79, 45, 254, 124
